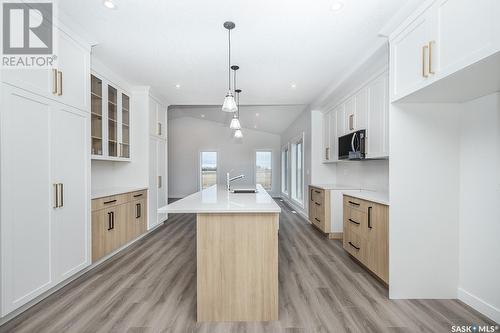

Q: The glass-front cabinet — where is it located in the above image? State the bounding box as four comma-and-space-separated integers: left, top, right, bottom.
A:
90, 73, 131, 161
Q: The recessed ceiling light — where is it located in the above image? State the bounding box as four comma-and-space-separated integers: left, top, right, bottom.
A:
103, 0, 116, 9
201, 114, 205, 118
255, 113, 260, 117
254, 125, 257, 129
330, 1, 343, 12
291, 83, 297, 89
175, 84, 181, 89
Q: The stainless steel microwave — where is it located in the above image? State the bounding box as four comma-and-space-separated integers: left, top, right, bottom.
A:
338, 129, 366, 160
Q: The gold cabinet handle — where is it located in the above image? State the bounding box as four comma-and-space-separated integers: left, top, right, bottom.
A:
52, 69, 58, 95
422, 45, 429, 78
428, 41, 435, 74
57, 71, 63, 95
59, 183, 64, 207
53, 183, 59, 208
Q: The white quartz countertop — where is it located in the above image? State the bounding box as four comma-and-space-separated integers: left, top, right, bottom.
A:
158, 184, 281, 214
310, 184, 361, 190
91, 186, 148, 199
343, 190, 390, 206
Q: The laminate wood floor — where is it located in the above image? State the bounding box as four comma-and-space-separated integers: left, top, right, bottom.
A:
1, 199, 496, 333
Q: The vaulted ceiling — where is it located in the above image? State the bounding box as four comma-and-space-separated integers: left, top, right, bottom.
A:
60, 0, 409, 107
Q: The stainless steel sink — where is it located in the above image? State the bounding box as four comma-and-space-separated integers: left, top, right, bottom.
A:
231, 188, 258, 193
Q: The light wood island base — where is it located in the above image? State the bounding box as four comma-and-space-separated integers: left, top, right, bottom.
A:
196, 213, 279, 322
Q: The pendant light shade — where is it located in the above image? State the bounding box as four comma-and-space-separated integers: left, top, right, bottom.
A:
222, 92, 237, 113
222, 21, 237, 113
230, 117, 241, 130
234, 129, 243, 138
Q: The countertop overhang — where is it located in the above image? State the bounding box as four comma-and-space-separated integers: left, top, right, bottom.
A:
158, 184, 281, 214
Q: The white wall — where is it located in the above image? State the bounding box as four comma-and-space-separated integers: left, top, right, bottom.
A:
280, 109, 312, 216
168, 116, 281, 197
458, 92, 500, 322
390, 103, 460, 299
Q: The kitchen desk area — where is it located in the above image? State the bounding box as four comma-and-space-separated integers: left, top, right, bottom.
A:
158, 184, 281, 322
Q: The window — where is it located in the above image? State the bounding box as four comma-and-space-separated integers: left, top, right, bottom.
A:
200, 151, 217, 190
291, 136, 304, 205
255, 151, 272, 190
281, 146, 289, 194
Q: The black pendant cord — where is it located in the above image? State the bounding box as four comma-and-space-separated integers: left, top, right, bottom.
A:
228, 29, 231, 92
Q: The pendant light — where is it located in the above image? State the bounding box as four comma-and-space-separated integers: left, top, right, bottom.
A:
233, 89, 243, 138
230, 66, 242, 130
222, 21, 237, 113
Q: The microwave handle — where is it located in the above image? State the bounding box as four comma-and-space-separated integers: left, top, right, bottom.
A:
351, 132, 357, 152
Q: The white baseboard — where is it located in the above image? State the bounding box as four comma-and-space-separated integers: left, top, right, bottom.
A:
458, 288, 500, 324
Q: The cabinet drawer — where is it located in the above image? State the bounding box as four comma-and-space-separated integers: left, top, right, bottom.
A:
92, 193, 129, 211
343, 228, 367, 264
128, 190, 147, 202
344, 206, 367, 235
311, 214, 326, 231
343, 195, 368, 212
310, 187, 325, 204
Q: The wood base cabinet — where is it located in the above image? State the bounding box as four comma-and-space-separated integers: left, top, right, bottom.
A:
92, 190, 147, 262
343, 195, 389, 284
308, 186, 332, 234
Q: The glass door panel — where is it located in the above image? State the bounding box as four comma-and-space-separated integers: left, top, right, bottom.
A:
108, 85, 118, 157
91, 75, 103, 155
121, 93, 130, 158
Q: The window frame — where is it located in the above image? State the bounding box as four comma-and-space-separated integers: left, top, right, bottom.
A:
254, 149, 273, 191
199, 150, 219, 190
290, 133, 305, 207
281, 144, 290, 195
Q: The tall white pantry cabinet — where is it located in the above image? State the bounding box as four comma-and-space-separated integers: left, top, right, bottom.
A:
0, 29, 91, 316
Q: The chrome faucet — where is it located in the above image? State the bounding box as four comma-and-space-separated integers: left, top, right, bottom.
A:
226, 172, 245, 191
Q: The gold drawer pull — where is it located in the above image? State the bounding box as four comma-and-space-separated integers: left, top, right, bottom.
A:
422, 45, 429, 78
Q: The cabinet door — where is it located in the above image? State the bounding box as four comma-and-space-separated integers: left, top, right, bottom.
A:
354, 87, 368, 131
365, 204, 389, 284
107, 85, 118, 157
128, 199, 147, 240
344, 97, 356, 133
148, 138, 159, 229
51, 105, 90, 281
390, 8, 434, 100
328, 109, 338, 162
56, 30, 90, 111
336, 104, 346, 138
91, 75, 104, 156
149, 97, 159, 136
158, 105, 167, 139
366, 74, 389, 159
1, 86, 53, 315
157, 139, 167, 223
322, 112, 330, 162
91, 206, 122, 262
435, 0, 497, 78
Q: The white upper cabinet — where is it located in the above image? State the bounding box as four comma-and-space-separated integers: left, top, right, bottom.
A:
149, 97, 167, 139
390, 4, 434, 101
434, 0, 497, 78
389, 0, 499, 102
344, 97, 356, 133
328, 110, 338, 162
336, 104, 346, 138
322, 112, 331, 162
91, 73, 131, 161
1, 27, 90, 112
354, 88, 368, 131
366, 73, 389, 159
320, 71, 389, 163
55, 31, 90, 111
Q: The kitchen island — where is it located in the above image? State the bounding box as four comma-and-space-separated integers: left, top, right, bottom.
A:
158, 184, 281, 322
